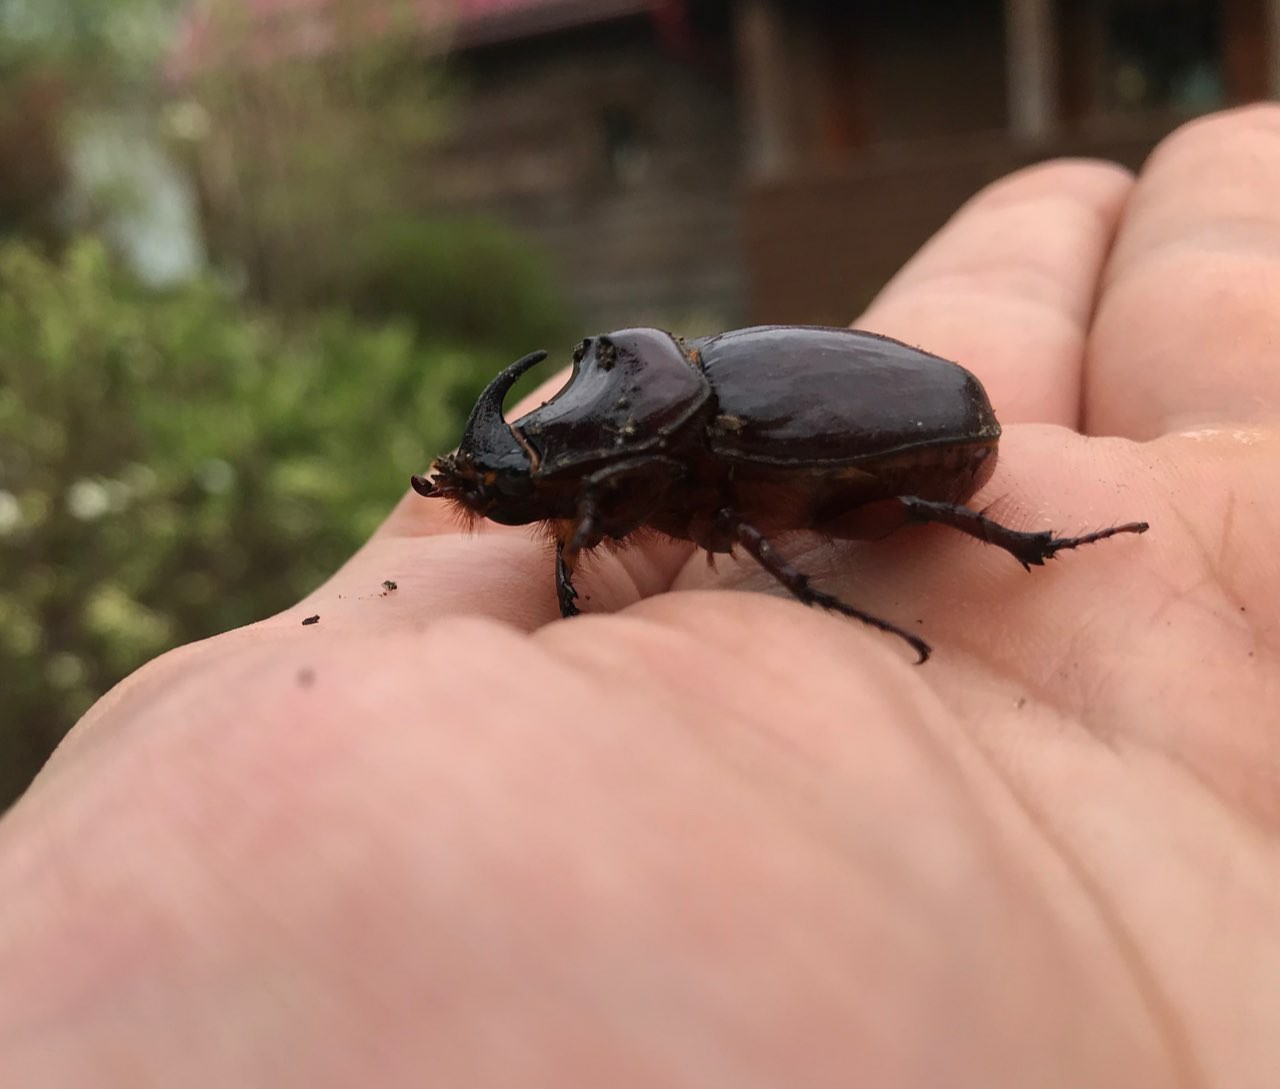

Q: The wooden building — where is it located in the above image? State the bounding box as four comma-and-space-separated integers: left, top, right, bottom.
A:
171, 0, 1280, 329
739, 0, 1279, 323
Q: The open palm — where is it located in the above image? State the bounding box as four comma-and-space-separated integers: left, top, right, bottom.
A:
3, 107, 1278, 1088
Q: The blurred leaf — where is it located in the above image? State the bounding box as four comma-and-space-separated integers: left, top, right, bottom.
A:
0, 0, 182, 77
0, 237, 546, 808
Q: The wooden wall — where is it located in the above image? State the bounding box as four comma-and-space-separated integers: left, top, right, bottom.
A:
429, 19, 745, 333
744, 124, 1174, 326
429, 1, 1269, 332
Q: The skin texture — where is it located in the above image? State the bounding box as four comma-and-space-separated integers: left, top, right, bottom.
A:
2, 105, 1280, 1088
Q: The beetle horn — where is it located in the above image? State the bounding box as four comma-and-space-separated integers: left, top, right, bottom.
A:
459, 350, 548, 463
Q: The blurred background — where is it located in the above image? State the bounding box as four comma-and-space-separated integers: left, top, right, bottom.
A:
0, 0, 1268, 806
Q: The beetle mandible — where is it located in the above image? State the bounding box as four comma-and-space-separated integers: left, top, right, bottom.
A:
412, 326, 1148, 661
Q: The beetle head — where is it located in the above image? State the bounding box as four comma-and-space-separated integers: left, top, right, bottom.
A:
412, 349, 549, 525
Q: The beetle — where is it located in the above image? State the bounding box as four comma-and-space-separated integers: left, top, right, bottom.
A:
412, 326, 1148, 661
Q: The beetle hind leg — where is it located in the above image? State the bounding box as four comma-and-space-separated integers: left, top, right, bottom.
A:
898, 497, 1149, 569
728, 517, 931, 664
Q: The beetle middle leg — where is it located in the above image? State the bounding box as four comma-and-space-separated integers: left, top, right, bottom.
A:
897, 497, 1149, 569
723, 513, 931, 663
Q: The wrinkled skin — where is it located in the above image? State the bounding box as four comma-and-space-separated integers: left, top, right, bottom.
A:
3, 106, 1280, 1088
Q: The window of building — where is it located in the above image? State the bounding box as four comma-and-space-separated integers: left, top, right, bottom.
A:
1063, 0, 1225, 118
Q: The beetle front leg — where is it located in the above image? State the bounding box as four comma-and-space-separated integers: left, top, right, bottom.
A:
897, 497, 1149, 570
556, 493, 608, 618
555, 457, 684, 618
724, 513, 931, 663
555, 539, 580, 618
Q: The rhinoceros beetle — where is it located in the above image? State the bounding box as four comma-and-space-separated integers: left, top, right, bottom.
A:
413, 326, 1148, 661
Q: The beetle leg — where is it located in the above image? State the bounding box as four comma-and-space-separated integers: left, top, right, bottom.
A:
567, 457, 686, 555
556, 457, 685, 618
557, 493, 607, 619
555, 539, 580, 618
567, 505, 601, 557
897, 497, 1149, 570
727, 515, 931, 664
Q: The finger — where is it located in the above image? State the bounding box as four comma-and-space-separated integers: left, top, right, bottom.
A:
1087, 105, 1280, 439
860, 160, 1132, 427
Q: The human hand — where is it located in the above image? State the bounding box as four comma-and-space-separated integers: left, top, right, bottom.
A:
2, 106, 1278, 1088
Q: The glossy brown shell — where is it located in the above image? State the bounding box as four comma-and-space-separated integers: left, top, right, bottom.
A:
692, 326, 1000, 467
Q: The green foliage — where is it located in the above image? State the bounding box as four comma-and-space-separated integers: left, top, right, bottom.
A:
0, 0, 185, 257
0, 0, 181, 77
0, 238, 524, 807
183, 1, 458, 313
340, 216, 573, 353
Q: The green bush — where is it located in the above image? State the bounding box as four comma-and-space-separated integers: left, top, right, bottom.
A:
0, 239, 547, 807
339, 216, 573, 352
